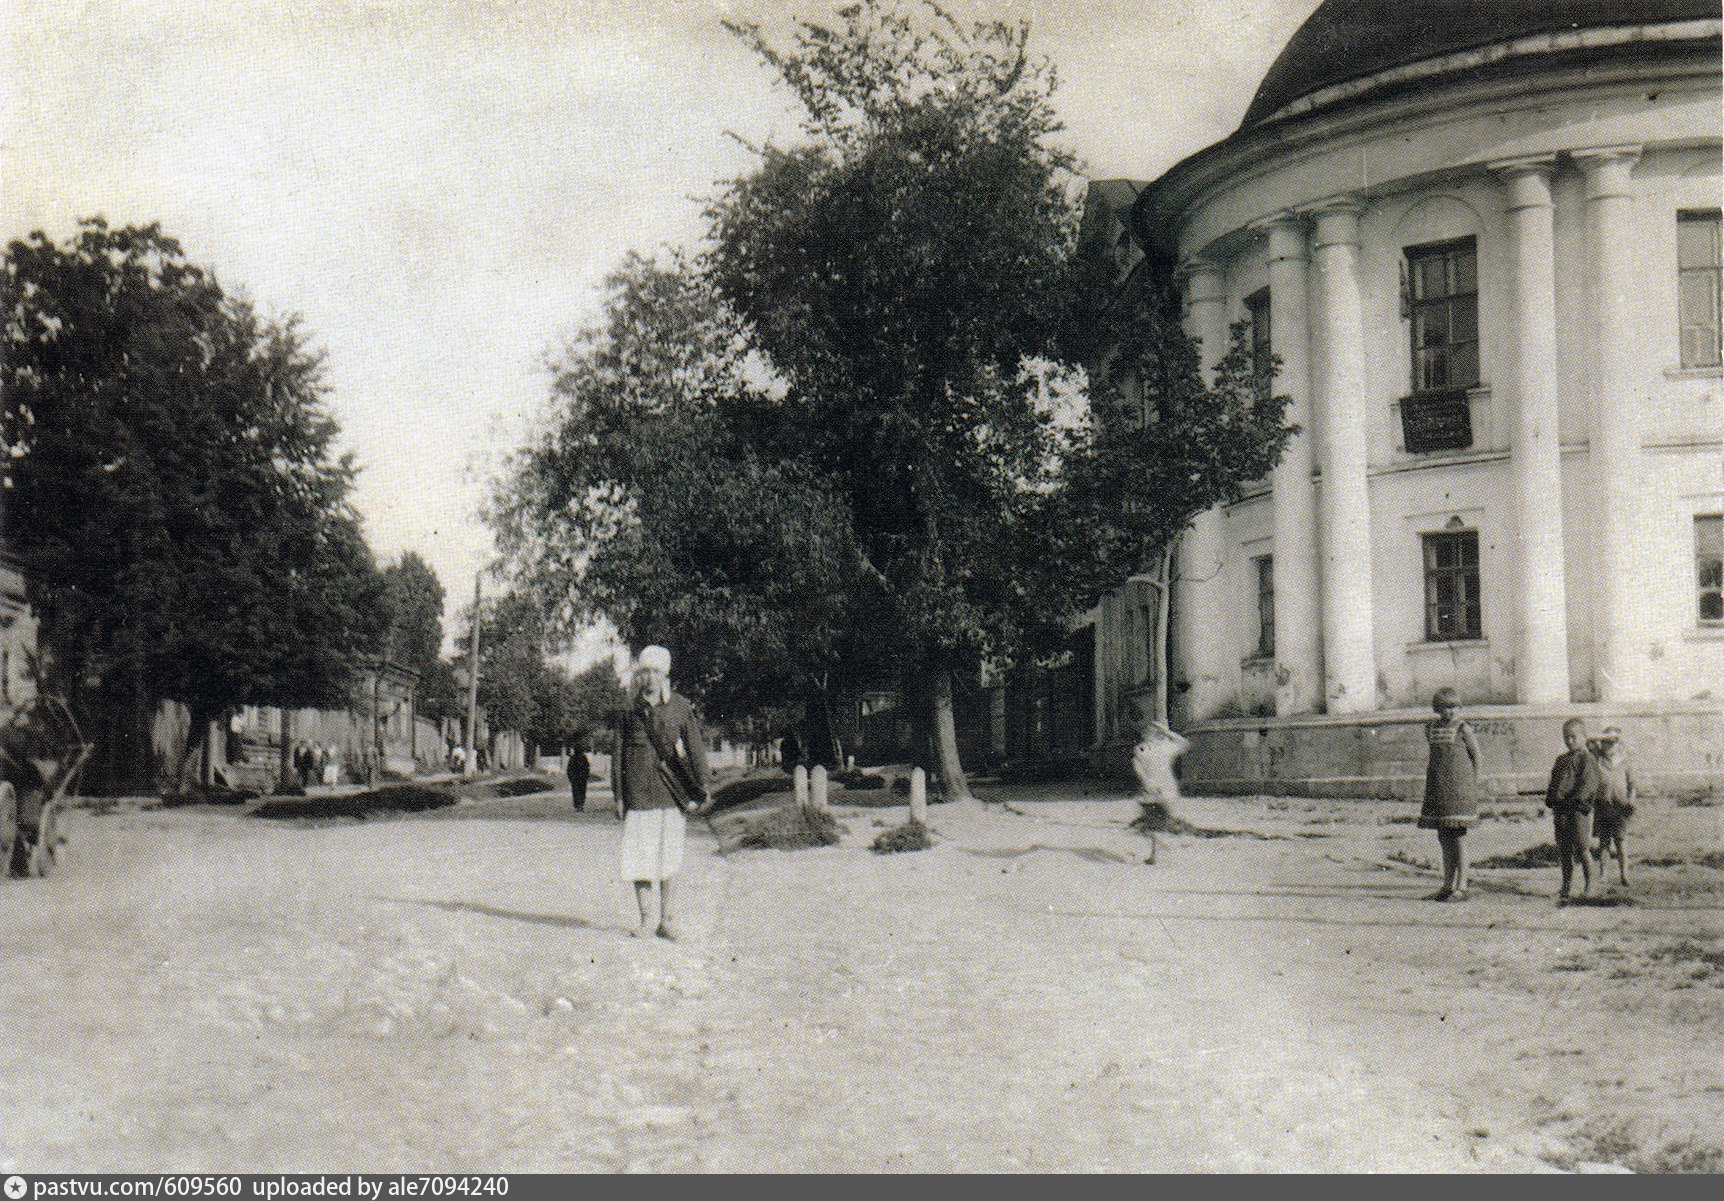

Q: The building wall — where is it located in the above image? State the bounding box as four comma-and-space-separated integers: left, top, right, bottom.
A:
1094, 23, 1722, 793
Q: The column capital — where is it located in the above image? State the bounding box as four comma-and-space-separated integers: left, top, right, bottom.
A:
1573, 145, 1642, 200
1299, 197, 1364, 249
1249, 211, 1310, 262
1486, 154, 1559, 180
1491, 157, 1557, 211
1177, 258, 1228, 301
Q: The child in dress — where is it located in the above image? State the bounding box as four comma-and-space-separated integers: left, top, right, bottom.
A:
1591, 724, 1635, 888
1544, 717, 1601, 903
1418, 687, 1481, 900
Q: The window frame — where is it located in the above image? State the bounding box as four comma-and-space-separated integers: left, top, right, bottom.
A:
1678, 210, 1722, 370
1404, 236, 1480, 396
1422, 529, 1482, 643
1698, 514, 1723, 627
1244, 287, 1272, 401
1253, 553, 1274, 660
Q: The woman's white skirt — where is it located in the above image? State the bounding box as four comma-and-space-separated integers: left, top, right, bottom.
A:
618, 808, 685, 882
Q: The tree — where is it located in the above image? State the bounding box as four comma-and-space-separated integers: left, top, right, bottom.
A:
490, 253, 866, 728
705, 0, 1099, 799
1056, 265, 1294, 725
379, 552, 459, 721
2, 218, 384, 792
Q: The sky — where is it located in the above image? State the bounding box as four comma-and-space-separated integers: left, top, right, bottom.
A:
3, 0, 1321, 655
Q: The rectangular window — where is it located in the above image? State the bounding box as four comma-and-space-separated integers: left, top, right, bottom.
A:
1699, 515, 1723, 625
1245, 288, 1272, 399
1254, 554, 1275, 659
1406, 238, 1479, 393
1678, 211, 1722, 369
1423, 530, 1481, 641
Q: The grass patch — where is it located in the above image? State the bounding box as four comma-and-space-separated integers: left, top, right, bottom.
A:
1648, 938, 1724, 972
726, 804, 847, 851
871, 819, 932, 854
1569, 1121, 1724, 1174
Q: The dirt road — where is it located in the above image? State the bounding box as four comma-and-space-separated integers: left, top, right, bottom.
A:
1, 784, 1719, 1172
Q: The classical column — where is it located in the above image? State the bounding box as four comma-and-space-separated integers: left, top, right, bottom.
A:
1306, 200, 1377, 714
1575, 147, 1643, 704
1492, 157, 1570, 704
1174, 260, 1232, 723
1257, 214, 1321, 715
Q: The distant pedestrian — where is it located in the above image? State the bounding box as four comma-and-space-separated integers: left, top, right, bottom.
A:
322, 744, 341, 787
1544, 718, 1601, 903
1591, 725, 1636, 887
780, 729, 800, 774
567, 730, 590, 811
613, 645, 711, 941
1418, 687, 1481, 901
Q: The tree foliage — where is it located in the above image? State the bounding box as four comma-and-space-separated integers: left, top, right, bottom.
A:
704, 0, 1099, 794
379, 552, 459, 721
491, 0, 1294, 794
2, 218, 384, 789
1057, 275, 1294, 604
490, 253, 864, 725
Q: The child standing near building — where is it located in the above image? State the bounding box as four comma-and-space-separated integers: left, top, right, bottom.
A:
1592, 724, 1635, 888
1418, 687, 1481, 901
1544, 717, 1602, 903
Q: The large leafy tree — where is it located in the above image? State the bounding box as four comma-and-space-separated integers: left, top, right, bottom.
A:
704, 1, 1099, 798
490, 252, 865, 727
2, 218, 384, 792
379, 552, 459, 722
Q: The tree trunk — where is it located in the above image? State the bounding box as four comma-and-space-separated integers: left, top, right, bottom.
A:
1151, 541, 1175, 730
930, 669, 974, 804
277, 707, 298, 795
174, 703, 218, 794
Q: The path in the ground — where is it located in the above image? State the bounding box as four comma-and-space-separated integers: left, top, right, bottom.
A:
0, 785, 1717, 1172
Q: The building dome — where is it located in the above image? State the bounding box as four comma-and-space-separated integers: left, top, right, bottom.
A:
1241, 0, 1721, 128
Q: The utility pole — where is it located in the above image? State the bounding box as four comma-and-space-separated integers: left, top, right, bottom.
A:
463, 573, 481, 777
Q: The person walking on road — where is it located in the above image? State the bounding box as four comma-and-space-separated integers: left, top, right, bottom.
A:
1417, 687, 1481, 901
613, 645, 711, 941
566, 730, 590, 811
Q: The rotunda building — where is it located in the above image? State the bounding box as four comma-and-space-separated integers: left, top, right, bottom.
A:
1109, 0, 1723, 795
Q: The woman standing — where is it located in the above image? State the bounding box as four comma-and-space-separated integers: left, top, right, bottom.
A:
612, 645, 711, 940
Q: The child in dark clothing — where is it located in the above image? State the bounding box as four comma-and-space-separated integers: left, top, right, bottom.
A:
1545, 717, 1602, 904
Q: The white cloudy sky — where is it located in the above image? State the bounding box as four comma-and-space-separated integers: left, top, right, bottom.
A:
4, 0, 1319, 648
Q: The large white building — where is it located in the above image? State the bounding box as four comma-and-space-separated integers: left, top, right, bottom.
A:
1096, 0, 1723, 796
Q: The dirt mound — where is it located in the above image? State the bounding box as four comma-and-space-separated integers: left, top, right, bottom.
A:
250, 783, 456, 822
871, 819, 931, 854
474, 774, 561, 799
723, 804, 847, 851
1475, 842, 1561, 869
1129, 801, 1251, 838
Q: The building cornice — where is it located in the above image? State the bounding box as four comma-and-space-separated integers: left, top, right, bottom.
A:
1131, 26, 1720, 258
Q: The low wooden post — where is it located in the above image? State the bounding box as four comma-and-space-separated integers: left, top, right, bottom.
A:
909, 766, 927, 824
810, 764, 829, 812
794, 764, 809, 811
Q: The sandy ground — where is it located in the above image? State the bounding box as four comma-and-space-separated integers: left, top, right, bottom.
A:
0, 775, 1720, 1174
